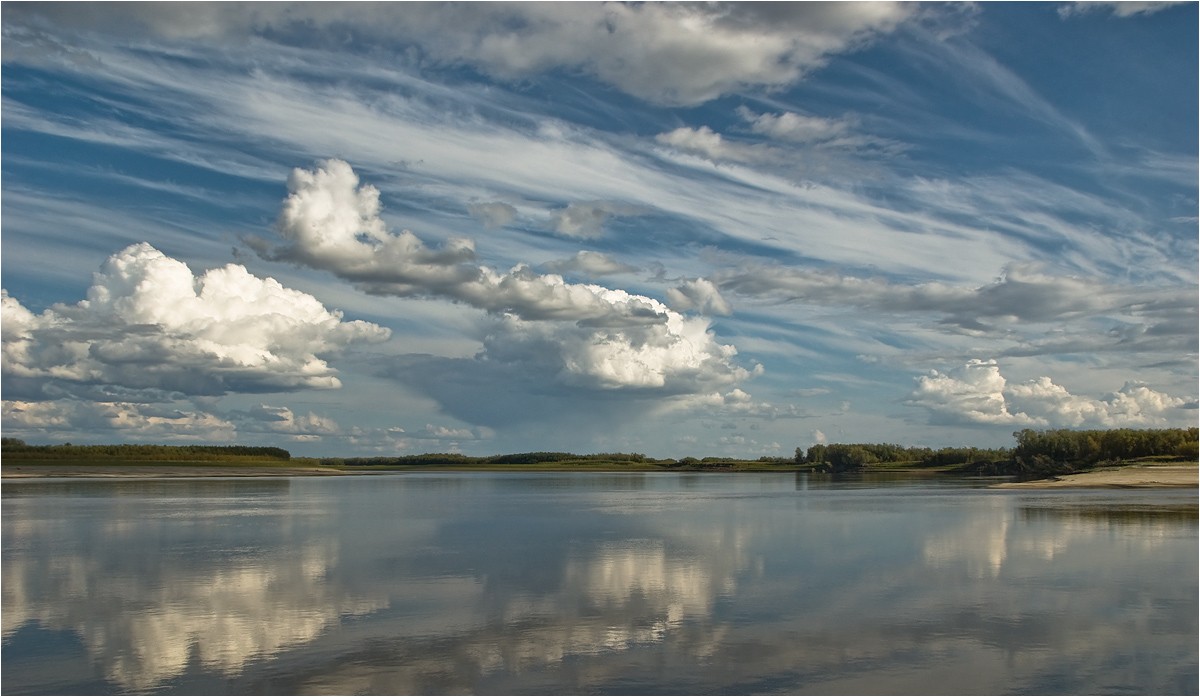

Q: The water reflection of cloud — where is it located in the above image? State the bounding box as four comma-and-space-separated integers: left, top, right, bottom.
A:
923, 496, 1011, 578
4, 478, 1195, 695
3, 540, 390, 691
569, 540, 715, 612
921, 493, 1197, 576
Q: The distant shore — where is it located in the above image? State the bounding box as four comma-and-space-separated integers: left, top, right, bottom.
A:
2, 460, 1196, 488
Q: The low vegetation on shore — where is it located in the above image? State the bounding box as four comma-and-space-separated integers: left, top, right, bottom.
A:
2, 427, 1196, 479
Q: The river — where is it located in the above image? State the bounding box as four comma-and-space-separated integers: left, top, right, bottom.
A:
2, 472, 1196, 694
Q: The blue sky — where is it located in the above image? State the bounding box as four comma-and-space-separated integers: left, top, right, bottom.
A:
2, 2, 1196, 457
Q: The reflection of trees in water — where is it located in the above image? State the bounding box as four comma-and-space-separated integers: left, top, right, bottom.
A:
1019, 502, 1198, 526
3, 478, 292, 499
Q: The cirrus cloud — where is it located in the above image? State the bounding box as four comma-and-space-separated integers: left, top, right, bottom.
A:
2, 3, 917, 106
1057, 2, 1188, 18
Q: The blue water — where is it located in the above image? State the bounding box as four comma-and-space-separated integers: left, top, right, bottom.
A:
2, 473, 1196, 694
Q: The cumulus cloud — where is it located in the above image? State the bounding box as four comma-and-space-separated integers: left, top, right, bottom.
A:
910, 360, 1018, 425
421, 424, 476, 440
656, 126, 774, 164
254, 160, 671, 327
735, 106, 904, 155
666, 278, 733, 316
467, 201, 518, 229
481, 313, 756, 392
254, 160, 757, 398
549, 201, 647, 239
1, 243, 389, 398
256, 159, 480, 296
658, 112, 903, 168
909, 359, 1190, 428
541, 251, 638, 277
738, 107, 853, 143
247, 159, 762, 441
3, 3, 916, 105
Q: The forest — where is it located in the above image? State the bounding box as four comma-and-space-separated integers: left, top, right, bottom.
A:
796, 427, 1197, 476
0, 439, 291, 462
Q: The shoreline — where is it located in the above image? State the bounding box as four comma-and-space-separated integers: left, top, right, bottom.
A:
3, 462, 1196, 488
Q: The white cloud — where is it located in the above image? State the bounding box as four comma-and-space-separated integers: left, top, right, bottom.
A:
655, 126, 774, 164
254, 159, 762, 441
910, 359, 1191, 428
666, 278, 733, 316
1, 243, 389, 397
735, 106, 905, 155
911, 360, 1027, 425
257, 160, 669, 327
739, 107, 852, 143
657, 387, 805, 422
541, 251, 638, 277
467, 201, 518, 229
256, 160, 757, 392
263, 159, 479, 295
481, 313, 755, 392
1, 399, 237, 441
549, 201, 646, 239
421, 424, 476, 440
238, 403, 340, 438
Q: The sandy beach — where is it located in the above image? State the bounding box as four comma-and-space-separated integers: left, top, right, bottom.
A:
992, 463, 1198, 489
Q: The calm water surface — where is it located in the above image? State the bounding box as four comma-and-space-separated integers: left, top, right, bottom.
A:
2, 473, 1196, 695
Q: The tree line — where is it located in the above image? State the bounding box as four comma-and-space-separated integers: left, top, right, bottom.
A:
796, 442, 1011, 472
3, 427, 1194, 474
327, 451, 651, 467
796, 427, 1197, 475
0, 439, 291, 461
1012, 427, 1198, 469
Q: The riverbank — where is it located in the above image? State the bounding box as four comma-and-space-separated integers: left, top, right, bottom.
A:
4, 460, 1196, 487
992, 463, 1197, 489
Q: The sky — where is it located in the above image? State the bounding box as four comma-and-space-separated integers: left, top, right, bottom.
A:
1, 1, 1196, 458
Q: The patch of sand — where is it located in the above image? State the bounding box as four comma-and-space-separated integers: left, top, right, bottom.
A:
992, 464, 1198, 489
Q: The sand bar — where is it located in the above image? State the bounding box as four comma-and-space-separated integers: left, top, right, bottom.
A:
992, 463, 1198, 489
